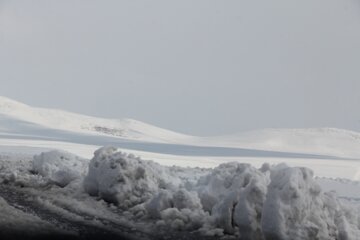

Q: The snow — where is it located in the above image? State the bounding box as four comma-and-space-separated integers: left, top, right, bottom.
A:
3, 96, 360, 161
0, 196, 69, 237
263, 166, 334, 239
1, 96, 360, 239
0, 96, 359, 180
33, 150, 88, 187
84, 147, 193, 208
316, 177, 360, 200
0, 96, 189, 143
0, 152, 46, 188
81, 147, 360, 239
204, 128, 360, 159
1, 145, 360, 239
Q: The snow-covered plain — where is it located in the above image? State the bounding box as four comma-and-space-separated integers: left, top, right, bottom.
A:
1, 96, 360, 239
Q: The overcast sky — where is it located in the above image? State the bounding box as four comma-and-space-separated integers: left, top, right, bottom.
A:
1, 0, 360, 136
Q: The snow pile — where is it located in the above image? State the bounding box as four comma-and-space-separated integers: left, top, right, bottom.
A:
0, 153, 50, 188
33, 150, 88, 187
262, 165, 360, 240
196, 162, 269, 236
83, 147, 184, 208
83, 147, 360, 239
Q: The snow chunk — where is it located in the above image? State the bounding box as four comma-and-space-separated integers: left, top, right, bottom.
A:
33, 150, 87, 187
83, 147, 182, 208
262, 165, 360, 240
159, 207, 210, 231
197, 162, 268, 235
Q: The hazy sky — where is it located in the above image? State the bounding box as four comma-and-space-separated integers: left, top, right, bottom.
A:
1, 0, 360, 136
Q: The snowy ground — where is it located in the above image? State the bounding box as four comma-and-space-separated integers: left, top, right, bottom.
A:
1, 149, 360, 240
1, 97, 360, 239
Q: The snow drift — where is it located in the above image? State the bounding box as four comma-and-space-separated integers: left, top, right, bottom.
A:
83, 147, 360, 239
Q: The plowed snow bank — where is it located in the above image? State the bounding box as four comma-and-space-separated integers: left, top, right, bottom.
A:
83, 147, 360, 240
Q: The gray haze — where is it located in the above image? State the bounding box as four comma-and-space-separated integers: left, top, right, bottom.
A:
1, 0, 360, 136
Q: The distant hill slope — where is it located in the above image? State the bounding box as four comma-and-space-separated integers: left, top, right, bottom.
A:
0, 96, 190, 143
202, 128, 360, 158
1, 96, 360, 158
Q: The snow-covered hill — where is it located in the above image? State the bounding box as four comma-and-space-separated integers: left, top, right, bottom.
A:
1, 96, 360, 160
202, 128, 360, 159
0, 96, 189, 143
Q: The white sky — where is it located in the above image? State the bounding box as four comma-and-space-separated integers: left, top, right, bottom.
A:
1, 0, 360, 136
